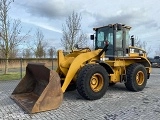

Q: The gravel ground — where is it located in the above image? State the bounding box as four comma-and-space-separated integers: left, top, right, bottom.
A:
0, 68, 160, 120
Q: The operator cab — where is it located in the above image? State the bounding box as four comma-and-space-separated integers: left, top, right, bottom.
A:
91, 23, 131, 59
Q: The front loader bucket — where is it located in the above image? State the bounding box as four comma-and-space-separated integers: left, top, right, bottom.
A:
11, 63, 63, 113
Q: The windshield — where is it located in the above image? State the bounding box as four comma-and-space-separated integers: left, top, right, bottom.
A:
95, 27, 113, 49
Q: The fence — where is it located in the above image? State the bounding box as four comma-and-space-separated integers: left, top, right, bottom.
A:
0, 58, 57, 80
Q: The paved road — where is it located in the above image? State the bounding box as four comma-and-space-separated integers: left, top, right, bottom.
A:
0, 68, 160, 120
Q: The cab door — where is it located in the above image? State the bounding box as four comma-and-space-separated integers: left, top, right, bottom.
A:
114, 28, 128, 57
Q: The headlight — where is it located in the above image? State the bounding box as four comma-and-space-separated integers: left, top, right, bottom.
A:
100, 57, 105, 61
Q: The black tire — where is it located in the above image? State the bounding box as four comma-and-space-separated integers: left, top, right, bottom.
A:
125, 63, 147, 92
76, 64, 109, 100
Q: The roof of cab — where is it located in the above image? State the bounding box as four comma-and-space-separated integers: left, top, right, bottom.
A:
93, 23, 131, 31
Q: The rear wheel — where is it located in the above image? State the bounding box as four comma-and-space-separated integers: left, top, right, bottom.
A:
76, 64, 109, 100
125, 63, 147, 91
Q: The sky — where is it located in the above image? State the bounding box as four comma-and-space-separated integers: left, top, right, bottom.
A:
9, 0, 160, 57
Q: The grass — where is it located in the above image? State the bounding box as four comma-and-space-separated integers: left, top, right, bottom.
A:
0, 65, 57, 81
0, 72, 25, 81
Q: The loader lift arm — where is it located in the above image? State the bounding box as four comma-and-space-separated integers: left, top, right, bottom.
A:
59, 41, 111, 92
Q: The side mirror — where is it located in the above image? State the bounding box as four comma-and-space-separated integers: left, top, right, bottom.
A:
131, 35, 134, 46
90, 35, 94, 40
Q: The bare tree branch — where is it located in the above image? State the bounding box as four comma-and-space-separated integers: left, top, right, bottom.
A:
48, 47, 56, 58
155, 45, 160, 56
22, 48, 32, 58
33, 28, 47, 58
61, 11, 88, 50
0, 0, 29, 74
134, 36, 152, 56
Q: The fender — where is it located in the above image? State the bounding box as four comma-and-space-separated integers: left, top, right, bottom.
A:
97, 60, 114, 74
138, 56, 151, 67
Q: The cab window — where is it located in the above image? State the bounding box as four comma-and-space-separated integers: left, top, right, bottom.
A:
116, 31, 122, 48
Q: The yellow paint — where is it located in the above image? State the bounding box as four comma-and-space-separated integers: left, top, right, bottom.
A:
57, 49, 101, 92
57, 47, 151, 92
90, 73, 104, 92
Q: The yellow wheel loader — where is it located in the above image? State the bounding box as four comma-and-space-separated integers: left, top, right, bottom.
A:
11, 23, 151, 113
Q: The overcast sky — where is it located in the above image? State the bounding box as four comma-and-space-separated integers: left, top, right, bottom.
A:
9, 0, 160, 57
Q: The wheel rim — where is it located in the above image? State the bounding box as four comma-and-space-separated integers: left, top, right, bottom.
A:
90, 73, 104, 92
136, 71, 144, 85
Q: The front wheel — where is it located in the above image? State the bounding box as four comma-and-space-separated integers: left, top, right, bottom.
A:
125, 63, 147, 92
76, 64, 109, 100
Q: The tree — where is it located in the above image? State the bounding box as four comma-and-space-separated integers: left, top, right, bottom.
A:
9, 46, 18, 58
34, 28, 47, 58
155, 45, 160, 56
61, 11, 88, 51
77, 31, 88, 48
134, 37, 152, 56
22, 48, 32, 58
48, 47, 56, 58
0, 0, 28, 74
